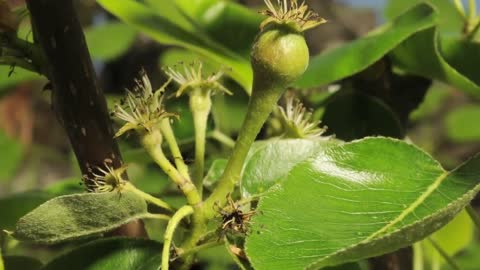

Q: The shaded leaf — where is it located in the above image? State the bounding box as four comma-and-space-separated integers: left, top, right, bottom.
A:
97, 0, 252, 91
440, 36, 480, 86
198, 1, 262, 57
85, 22, 136, 61
445, 243, 480, 270
421, 209, 473, 269
13, 191, 148, 244
295, 3, 436, 89
42, 237, 162, 270
445, 105, 480, 142
390, 27, 480, 97
321, 89, 404, 141
0, 191, 50, 231
246, 137, 480, 270
3, 256, 42, 270
0, 127, 23, 181
204, 159, 228, 188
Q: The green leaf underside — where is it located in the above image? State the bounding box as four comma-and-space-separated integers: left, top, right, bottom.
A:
241, 139, 338, 198
246, 137, 480, 270
295, 3, 436, 89
97, 0, 252, 92
384, 0, 464, 34
390, 28, 480, 97
14, 191, 148, 244
41, 238, 162, 270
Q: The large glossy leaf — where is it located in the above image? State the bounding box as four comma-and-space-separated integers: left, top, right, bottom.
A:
445, 105, 480, 142
13, 191, 148, 244
0, 127, 23, 182
85, 22, 136, 61
42, 238, 162, 270
241, 139, 337, 197
295, 3, 436, 89
245, 137, 480, 270
97, 0, 252, 92
390, 27, 480, 97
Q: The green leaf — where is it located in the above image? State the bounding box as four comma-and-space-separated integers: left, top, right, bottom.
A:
13, 191, 148, 244
97, 0, 252, 92
440, 36, 480, 86
421, 209, 473, 268
390, 27, 480, 97
241, 139, 337, 197
0, 67, 43, 92
85, 22, 136, 61
204, 159, 228, 188
295, 3, 437, 89
0, 127, 23, 182
198, 1, 263, 57
446, 243, 480, 270
445, 105, 480, 142
321, 89, 404, 141
3, 256, 42, 270
384, 0, 464, 34
410, 82, 450, 121
174, 0, 219, 19
245, 137, 480, 270
42, 238, 162, 270
0, 191, 51, 230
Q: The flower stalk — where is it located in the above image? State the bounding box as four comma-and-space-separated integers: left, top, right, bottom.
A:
162, 205, 194, 270
159, 118, 190, 181
141, 130, 201, 206
165, 62, 231, 194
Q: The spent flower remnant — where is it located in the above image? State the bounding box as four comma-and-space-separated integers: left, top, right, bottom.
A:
112, 70, 174, 138
278, 96, 327, 139
164, 61, 232, 97
261, 0, 327, 32
84, 162, 128, 193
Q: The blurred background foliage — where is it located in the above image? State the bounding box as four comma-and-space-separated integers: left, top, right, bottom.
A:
1, 0, 480, 269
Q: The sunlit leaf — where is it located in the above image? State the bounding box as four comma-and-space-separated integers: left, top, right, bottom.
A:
97, 0, 252, 92
246, 137, 480, 269
85, 22, 136, 61
295, 3, 436, 89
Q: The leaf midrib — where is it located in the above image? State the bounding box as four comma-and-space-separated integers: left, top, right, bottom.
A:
365, 169, 449, 241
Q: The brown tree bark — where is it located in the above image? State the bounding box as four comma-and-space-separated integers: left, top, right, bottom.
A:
26, 0, 146, 237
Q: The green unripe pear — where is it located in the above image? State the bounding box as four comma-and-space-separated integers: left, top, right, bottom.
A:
251, 25, 309, 90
